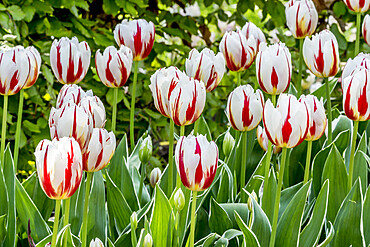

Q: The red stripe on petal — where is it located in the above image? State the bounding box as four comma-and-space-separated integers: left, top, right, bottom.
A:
358, 76, 369, 118
178, 139, 190, 188
344, 78, 355, 120
314, 39, 324, 74
281, 98, 293, 144
242, 90, 253, 129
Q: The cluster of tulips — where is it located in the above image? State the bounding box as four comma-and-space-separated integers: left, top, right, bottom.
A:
1, 0, 370, 246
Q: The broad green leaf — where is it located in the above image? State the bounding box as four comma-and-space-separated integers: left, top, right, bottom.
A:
219, 203, 249, 229
275, 181, 311, 247
0, 161, 7, 218
235, 211, 260, 247
128, 132, 146, 171
318, 221, 334, 247
69, 175, 85, 236
215, 229, 242, 245
195, 233, 217, 247
299, 180, 329, 247
261, 168, 277, 223
362, 184, 370, 246
209, 199, 233, 235
331, 179, 365, 247
312, 144, 332, 197
0, 214, 6, 245
353, 132, 368, 193
3, 147, 15, 247
279, 182, 302, 219
7, 5, 26, 21
196, 115, 212, 141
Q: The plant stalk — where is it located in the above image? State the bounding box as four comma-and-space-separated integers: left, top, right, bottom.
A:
303, 141, 313, 184
130, 61, 139, 151
348, 120, 359, 190
81, 172, 93, 247
237, 71, 241, 86
240, 131, 247, 194
1, 95, 8, 167
138, 162, 146, 207
297, 39, 304, 96
131, 224, 137, 247
51, 200, 61, 247
189, 190, 198, 247
176, 125, 185, 189
63, 198, 71, 247
111, 87, 118, 134
193, 120, 199, 135
169, 118, 175, 195
355, 13, 361, 56
325, 78, 333, 143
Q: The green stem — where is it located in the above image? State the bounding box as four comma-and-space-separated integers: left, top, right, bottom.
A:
168, 119, 175, 196
63, 198, 71, 247
325, 78, 333, 144
14, 89, 24, 170
355, 13, 361, 56
111, 87, 118, 134
138, 162, 146, 207
175, 211, 180, 247
131, 224, 137, 247
348, 121, 359, 190
130, 61, 139, 152
189, 191, 198, 247
1, 95, 8, 167
240, 131, 247, 193
51, 200, 61, 247
303, 141, 312, 184
81, 172, 93, 247
193, 120, 199, 135
237, 71, 241, 86
176, 125, 185, 189
269, 147, 288, 247
297, 39, 304, 96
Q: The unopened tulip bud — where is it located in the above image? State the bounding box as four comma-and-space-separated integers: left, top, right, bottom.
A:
130, 212, 138, 230
149, 167, 161, 187
247, 191, 257, 212
222, 131, 235, 157
174, 188, 185, 211
139, 136, 152, 164
89, 238, 104, 247
143, 233, 153, 247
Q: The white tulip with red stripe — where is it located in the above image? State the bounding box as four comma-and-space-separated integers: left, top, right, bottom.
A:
23, 46, 41, 89
299, 95, 327, 141
185, 48, 225, 92
34, 137, 83, 200
363, 15, 370, 47
342, 53, 370, 80
95, 46, 133, 88
175, 134, 218, 191
226, 85, 264, 131
56, 84, 93, 108
343, 0, 370, 12
256, 125, 282, 154
80, 96, 106, 128
89, 238, 104, 247
114, 19, 155, 61
83, 128, 116, 172
240, 22, 266, 50
256, 43, 292, 95
50, 37, 91, 84
303, 30, 340, 77
263, 94, 309, 148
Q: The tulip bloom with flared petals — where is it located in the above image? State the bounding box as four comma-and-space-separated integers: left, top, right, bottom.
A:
226, 85, 264, 131
342, 68, 370, 121
83, 128, 116, 172
0, 47, 30, 95
241, 22, 266, 50
256, 43, 292, 95
342, 53, 370, 80
90, 238, 104, 247
175, 134, 218, 191
169, 77, 206, 126
219, 30, 257, 72
23, 46, 41, 89
50, 37, 91, 84
285, 0, 318, 39
34, 137, 83, 200
185, 48, 225, 92
256, 125, 282, 154
56, 84, 93, 109
263, 94, 309, 148
363, 15, 370, 47
299, 95, 327, 141
80, 96, 106, 128
95, 46, 133, 88
114, 19, 155, 61
343, 0, 370, 12
303, 30, 340, 78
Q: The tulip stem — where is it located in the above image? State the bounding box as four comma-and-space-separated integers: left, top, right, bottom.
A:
130, 61, 139, 152
168, 118, 175, 196
63, 198, 71, 247
297, 39, 304, 96
355, 13, 361, 56
189, 190, 197, 247
240, 131, 247, 196
111, 87, 118, 134
81, 172, 93, 247
194, 120, 199, 135
1, 95, 8, 167
131, 219, 137, 247
176, 125, 185, 189
237, 71, 241, 86
325, 78, 333, 143
348, 120, 359, 190
51, 200, 61, 247
14, 89, 24, 171
138, 162, 146, 207
269, 147, 287, 247
303, 141, 312, 184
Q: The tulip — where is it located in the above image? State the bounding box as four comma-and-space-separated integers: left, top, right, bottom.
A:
130, 212, 138, 230
114, 19, 155, 61
49, 102, 93, 151
343, 0, 370, 13
174, 188, 185, 211
95, 45, 133, 88
342, 53, 370, 80
80, 96, 106, 128
23, 46, 42, 89
285, 0, 318, 39
222, 131, 235, 157
363, 15, 370, 47
240, 22, 266, 50
90, 238, 104, 247
256, 43, 292, 95
50, 37, 91, 84
149, 167, 161, 187
185, 48, 225, 92
219, 30, 257, 73
143, 234, 153, 247
139, 136, 152, 164
256, 126, 282, 154
56, 84, 93, 108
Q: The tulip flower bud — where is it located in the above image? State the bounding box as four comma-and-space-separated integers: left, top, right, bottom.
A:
222, 131, 235, 157
56, 84, 93, 108
303, 30, 340, 78
130, 212, 138, 230
0, 46, 30, 95
256, 43, 292, 95
34, 137, 83, 200
342, 67, 370, 121
23, 46, 41, 89
80, 96, 106, 128
83, 128, 116, 172
139, 136, 153, 164
95, 46, 133, 88
169, 76, 206, 126
219, 30, 257, 72
256, 126, 282, 154
263, 94, 309, 148
143, 233, 153, 247
299, 95, 327, 141
247, 190, 257, 212
89, 238, 104, 247
226, 85, 264, 131
174, 188, 185, 211
343, 0, 370, 13
114, 19, 155, 61
363, 15, 370, 47
149, 167, 161, 187
240, 22, 266, 51
342, 53, 370, 81
175, 134, 218, 191
50, 37, 91, 84
185, 48, 225, 92
285, 0, 318, 39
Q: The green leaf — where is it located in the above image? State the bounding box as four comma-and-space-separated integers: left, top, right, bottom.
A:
0, 154, 8, 222
333, 1, 347, 16
362, 184, 370, 246
219, 203, 249, 229
312, 144, 332, 196
23, 120, 41, 133
7, 5, 26, 21
234, 211, 260, 247
312, 78, 337, 105
197, 115, 212, 141
317, 221, 334, 247
69, 176, 85, 236
261, 168, 277, 223
3, 146, 15, 247
0, 214, 6, 245
209, 199, 233, 234
353, 132, 368, 193
275, 181, 311, 247
331, 179, 365, 246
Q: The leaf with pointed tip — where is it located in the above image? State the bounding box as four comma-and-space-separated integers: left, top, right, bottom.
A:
235, 211, 260, 247
261, 168, 277, 223
317, 221, 334, 247
209, 199, 233, 235
3, 146, 15, 247
363, 184, 370, 246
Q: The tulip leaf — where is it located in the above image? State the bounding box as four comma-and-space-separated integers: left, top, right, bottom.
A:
197, 115, 212, 141
321, 144, 348, 223
317, 221, 334, 247
219, 203, 249, 229
128, 132, 146, 171
69, 175, 85, 236
209, 198, 233, 235
362, 184, 370, 246
0, 155, 8, 223
299, 179, 329, 247
261, 167, 277, 223
279, 182, 302, 219
0, 214, 6, 245
275, 181, 311, 247
195, 233, 217, 247
234, 211, 260, 247
312, 144, 332, 197
331, 178, 365, 247
216, 167, 232, 203
353, 132, 368, 193
245, 153, 267, 194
